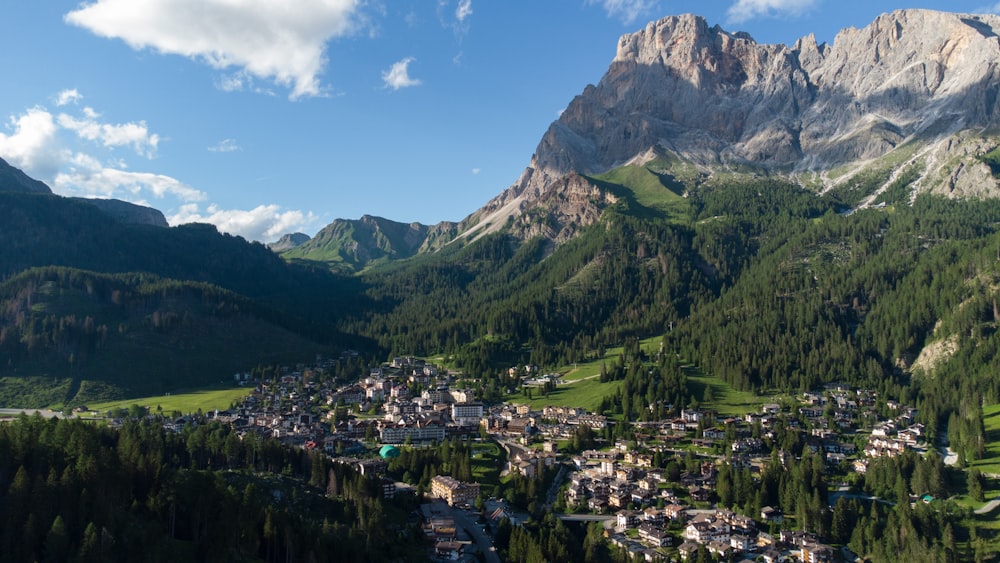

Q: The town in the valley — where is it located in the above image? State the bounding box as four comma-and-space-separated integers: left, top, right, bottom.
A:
126, 352, 941, 562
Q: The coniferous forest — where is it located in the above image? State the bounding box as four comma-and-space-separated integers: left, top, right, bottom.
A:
4, 161, 1000, 562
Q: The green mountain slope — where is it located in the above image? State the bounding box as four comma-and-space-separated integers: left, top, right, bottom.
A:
282, 214, 429, 271
0, 267, 331, 406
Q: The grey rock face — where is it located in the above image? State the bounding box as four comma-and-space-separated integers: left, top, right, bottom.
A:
470, 10, 1000, 234
72, 198, 169, 228
268, 232, 311, 252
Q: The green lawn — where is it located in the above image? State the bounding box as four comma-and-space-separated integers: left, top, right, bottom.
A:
516, 376, 624, 413
683, 366, 769, 416
471, 441, 505, 487
84, 385, 253, 415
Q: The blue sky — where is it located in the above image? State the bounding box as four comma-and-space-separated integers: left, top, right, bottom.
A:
2, 0, 998, 241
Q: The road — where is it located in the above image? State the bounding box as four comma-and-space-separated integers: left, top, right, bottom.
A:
0, 408, 73, 419
975, 497, 1000, 515
449, 506, 500, 563
556, 514, 616, 523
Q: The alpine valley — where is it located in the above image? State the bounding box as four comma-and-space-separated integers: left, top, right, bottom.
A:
3, 8, 1000, 562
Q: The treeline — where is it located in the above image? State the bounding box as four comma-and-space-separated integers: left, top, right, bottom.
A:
0, 414, 425, 562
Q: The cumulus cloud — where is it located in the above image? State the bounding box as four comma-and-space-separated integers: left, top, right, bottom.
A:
0, 97, 203, 207
64, 0, 362, 100
208, 139, 242, 153
588, 0, 658, 25
726, 0, 818, 24
0, 107, 62, 179
169, 203, 317, 242
382, 57, 421, 90
56, 89, 83, 106
55, 164, 207, 202
56, 110, 160, 158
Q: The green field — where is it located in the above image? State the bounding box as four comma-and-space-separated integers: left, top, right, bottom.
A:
683, 366, 770, 416
84, 385, 253, 415
969, 403, 1000, 476
509, 336, 768, 417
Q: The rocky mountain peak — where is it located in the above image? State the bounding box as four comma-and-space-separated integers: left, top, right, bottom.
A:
464, 9, 1000, 240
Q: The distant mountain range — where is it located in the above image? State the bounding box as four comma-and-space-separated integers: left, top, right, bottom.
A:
4, 9, 1000, 408
285, 9, 1000, 268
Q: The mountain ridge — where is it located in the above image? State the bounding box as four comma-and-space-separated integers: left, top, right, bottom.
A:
282, 9, 1000, 268
464, 9, 1000, 240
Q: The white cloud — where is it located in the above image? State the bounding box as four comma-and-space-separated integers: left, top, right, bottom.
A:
726, 0, 818, 24
55, 159, 207, 202
976, 3, 1000, 14
56, 89, 83, 107
169, 203, 317, 242
588, 0, 658, 25
56, 111, 160, 158
209, 139, 242, 153
455, 0, 473, 22
382, 57, 421, 90
0, 97, 203, 207
0, 107, 62, 179
64, 0, 362, 100
471, 168, 480, 175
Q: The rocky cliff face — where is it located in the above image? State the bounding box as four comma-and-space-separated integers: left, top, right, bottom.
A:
467, 9, 1000, 236
71, 197, 169, 228
268, 232, 310, 252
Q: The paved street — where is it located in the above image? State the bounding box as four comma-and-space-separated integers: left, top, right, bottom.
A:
447, 504, 500, 563
0, 408, 72, 419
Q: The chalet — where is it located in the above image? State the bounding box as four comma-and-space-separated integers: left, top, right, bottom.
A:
642, 507, 664, 524
801, 542, 836, 563
707, 540, 733, 559
677, 541, 700, 561
609, 491, 630, 509
617, 510, 641, 530
589, 497, 608, 513
637, 522, 671, 547
760, 506, 782, 524
663, 503, 688, 520
681, 409, 703, 423
762, 403, 781, 415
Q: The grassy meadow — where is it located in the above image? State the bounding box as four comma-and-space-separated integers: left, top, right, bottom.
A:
84, 385, 253, 415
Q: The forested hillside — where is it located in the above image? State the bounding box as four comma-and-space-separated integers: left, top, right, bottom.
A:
333, 159, 1000, 463
0, 268, 334, 406
0, 414, 423, 562
0, 192, 370, 405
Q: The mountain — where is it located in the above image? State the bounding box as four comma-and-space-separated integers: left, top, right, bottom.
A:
282, 215, 432, 270
0, 267, 331, 406
1, 157, 168, 227
268, 232, 310, 252
0, 188, 367, 406
0, 156, 52, 194
70, 197, 169, 227
465, 9, 1000, 239
285, 9, 1000, 264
